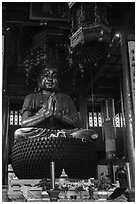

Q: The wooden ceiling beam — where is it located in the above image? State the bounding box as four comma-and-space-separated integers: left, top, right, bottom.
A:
6, 20, 71, 30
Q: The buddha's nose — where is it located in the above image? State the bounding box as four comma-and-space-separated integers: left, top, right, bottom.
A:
48, 74, 53, 80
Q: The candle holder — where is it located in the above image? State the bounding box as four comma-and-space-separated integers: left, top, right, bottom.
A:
47, 189, 60, 202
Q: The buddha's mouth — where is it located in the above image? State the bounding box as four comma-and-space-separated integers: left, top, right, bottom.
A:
46, 83, 54, 86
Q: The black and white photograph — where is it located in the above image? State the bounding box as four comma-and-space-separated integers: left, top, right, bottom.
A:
2, 1, 135, 202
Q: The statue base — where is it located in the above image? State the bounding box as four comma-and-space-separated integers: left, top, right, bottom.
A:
12, 137, 97, 179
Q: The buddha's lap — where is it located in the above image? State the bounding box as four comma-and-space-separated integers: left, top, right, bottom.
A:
14, 127, 97, 143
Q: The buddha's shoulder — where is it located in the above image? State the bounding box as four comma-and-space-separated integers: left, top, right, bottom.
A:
24, 93, 41, 100
56, 93, 72, 99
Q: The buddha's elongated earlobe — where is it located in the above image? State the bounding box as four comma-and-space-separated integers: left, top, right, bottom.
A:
36, 87, 41, 92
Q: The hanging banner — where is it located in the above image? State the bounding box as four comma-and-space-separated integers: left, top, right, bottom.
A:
128, 41, 135, 110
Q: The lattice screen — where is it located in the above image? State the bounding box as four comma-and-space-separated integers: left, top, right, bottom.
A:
89, 112, 125, 127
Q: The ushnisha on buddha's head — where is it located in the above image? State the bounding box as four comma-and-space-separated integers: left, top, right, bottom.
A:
37, 63, 59, 92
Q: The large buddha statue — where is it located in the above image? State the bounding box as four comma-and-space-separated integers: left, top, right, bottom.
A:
12, 61, 98, 179
14, 63, 98, 143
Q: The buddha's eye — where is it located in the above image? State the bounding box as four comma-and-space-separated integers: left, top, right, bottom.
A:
53, 74, 57, 78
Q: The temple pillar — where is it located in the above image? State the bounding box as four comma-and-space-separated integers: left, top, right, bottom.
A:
2, 32, 10, 200
120, 30, 135, 190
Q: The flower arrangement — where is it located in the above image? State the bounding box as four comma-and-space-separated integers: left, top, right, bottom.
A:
58, 181, 70, 192
35, 178, 59, 191
58, 179, 95, 193
95, 173, 113, 191
35, 175, 113, 199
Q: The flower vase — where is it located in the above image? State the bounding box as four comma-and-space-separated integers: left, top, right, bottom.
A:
79, 190, 85, 199
89, 187, 94, 200
47, 189, 60, 202
97, 190, 108, 200
66, 190, 77, 200
41, 190, 49, 199
59, 191, 66, 199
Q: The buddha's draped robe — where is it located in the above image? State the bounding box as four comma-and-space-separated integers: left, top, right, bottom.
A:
14, 92, 82, 142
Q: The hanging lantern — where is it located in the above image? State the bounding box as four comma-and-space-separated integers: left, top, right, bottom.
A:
69, 2, 111, 64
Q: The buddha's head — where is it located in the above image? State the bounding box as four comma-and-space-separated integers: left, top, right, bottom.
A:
37, 63, 59, 92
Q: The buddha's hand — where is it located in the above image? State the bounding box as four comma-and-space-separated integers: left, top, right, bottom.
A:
53, 109, 62, 119
37, 106, 47, 115
48, 93, 54, 110
43, 93, 55, 118
36, 96, 54, 118
37, 105, 53, 118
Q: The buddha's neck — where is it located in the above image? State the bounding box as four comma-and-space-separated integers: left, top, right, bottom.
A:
42, 90, 55, 95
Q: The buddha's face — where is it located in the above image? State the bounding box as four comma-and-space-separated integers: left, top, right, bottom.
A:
38, 67, 58, 91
